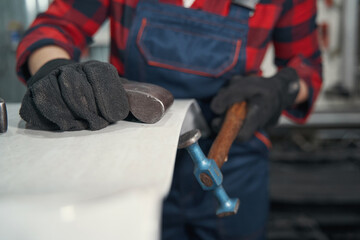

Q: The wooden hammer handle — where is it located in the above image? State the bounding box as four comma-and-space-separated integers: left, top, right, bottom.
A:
208, 102, 247, 168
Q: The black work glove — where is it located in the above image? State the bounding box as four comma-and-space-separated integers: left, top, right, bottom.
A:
20, 59, 130, 131
211, 68, 300, 141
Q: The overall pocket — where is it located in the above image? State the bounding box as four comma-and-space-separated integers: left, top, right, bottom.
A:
136, 18, 242, 78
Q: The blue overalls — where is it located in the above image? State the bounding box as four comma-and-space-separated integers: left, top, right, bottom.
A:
124, 0, 269, 239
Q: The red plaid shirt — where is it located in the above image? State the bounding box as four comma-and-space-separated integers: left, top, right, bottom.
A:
16, 0, 322, 123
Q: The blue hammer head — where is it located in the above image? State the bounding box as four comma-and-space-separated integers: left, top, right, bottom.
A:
178, 129, 240, 217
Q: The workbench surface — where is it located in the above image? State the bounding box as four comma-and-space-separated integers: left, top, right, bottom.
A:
0, 100, 197, 240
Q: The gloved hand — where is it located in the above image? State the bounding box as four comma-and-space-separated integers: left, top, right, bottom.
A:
20, 59, 130, 131
211, 68, 300, 141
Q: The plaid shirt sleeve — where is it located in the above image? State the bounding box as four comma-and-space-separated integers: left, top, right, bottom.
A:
16, 0, 110, 83
273, 0, 322, 124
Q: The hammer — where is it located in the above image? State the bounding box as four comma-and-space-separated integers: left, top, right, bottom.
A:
0, 98, 8, 133
123, 81, 174, 124
178, 102, 247, 217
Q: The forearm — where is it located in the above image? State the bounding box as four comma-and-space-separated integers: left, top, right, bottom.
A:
28, 45, 71, 76
294, 79, 309, 104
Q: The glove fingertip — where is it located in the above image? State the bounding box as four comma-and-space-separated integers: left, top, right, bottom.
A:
237, 127, 254, 142
211, 117, 224, 133
19, 90, 59, 130
82, 61, 130, 122
236, 106, 261, 142
210, 97, 227, 115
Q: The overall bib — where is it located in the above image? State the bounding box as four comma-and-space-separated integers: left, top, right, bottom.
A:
124, 1, 269, 239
